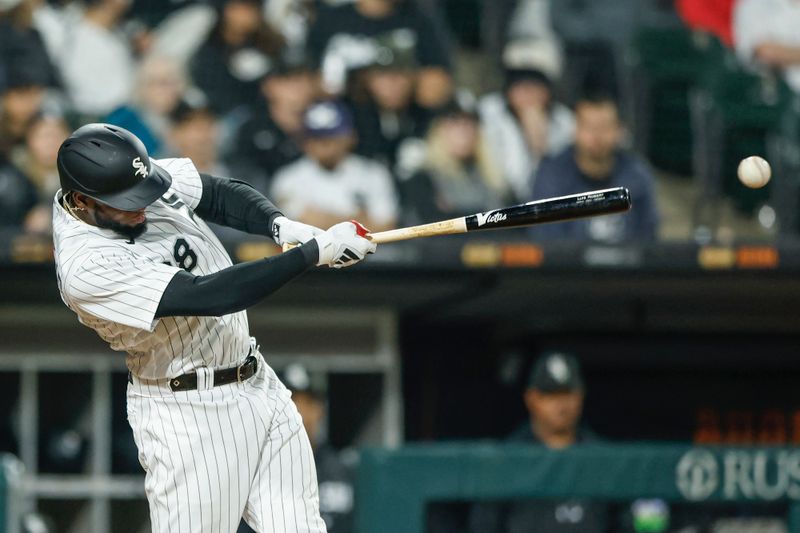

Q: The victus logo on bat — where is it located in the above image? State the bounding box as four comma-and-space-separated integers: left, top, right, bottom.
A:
476, 211, 508, 227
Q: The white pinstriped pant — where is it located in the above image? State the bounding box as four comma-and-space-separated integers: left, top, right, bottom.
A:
126, 352, 328, 533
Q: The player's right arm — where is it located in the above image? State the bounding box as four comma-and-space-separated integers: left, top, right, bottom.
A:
63, 222, 374, 328
154, 221, 375, 318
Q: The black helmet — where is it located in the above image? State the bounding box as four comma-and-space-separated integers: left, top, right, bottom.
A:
57, 123, 172, 211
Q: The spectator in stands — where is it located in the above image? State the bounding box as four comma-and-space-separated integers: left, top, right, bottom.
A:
0, 157, 36, 230
105, 55, 187, 157
59, 0, 135, 118
734, 0, 800, 93
349, 38, 431, 171
130, 0, 201, 35
530, 95, 659, 242
0, 0, 59, 88
307, 0, 453, 109
479, 39, 574, 203
469, 352, 608, 533
677, 0, 735, 47
548, 0, 678, 105
168, 101, 229, 176
190, 0, 284, 115
230, 46, 316, 183
264, 0, 316, 47
169, 99, 272, 242
400, 97, 508, 226
271, 100, 398, 231
0, 60, 50, 157
10, 112, 70, 233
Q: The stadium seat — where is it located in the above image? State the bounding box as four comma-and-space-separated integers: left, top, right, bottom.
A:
767, 97, 800, 237
626, 28, 725, 174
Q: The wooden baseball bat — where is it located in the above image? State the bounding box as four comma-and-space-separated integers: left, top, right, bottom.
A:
283, 187, 631, 250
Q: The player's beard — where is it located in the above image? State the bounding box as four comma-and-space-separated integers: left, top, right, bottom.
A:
94, 211, 148, 241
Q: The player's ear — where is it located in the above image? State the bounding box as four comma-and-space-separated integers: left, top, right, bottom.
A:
72, 193, 92, 210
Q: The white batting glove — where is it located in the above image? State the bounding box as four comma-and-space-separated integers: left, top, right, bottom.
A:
314, 221, 377, 268
272, 216, 324, 246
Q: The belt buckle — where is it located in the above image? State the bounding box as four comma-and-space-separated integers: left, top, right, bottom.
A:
236, 363, 243, 383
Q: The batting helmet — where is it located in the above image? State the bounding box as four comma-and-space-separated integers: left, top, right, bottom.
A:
57, 123, 172, 211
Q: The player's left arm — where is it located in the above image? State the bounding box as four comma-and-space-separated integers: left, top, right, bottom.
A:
195, 173, 322, 246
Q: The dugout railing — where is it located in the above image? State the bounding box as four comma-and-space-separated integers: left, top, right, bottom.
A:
356, 443, 800, 533
0, 455, 22, 533
0, 308, 401, 533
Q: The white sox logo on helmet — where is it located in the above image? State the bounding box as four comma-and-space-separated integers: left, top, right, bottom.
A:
132, 157, 148, 178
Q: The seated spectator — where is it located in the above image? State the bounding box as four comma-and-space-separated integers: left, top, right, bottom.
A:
130, 0, 201, 34
307, 0, 453, 109
147, 1, 218, 66
400, 98, 508, 225
190, 0, 284, 115
59, 0, 135, 118
479, 39, 574, 202
469, 352, 608, 533
677, 0, 735, 47
167, 101, 229, 176
0, 61, 49, 157
0, 0, 59, 89
105, 55, 187, 157
734, 0, 800, 93
349, 38, 431, 170
0, 155, 36, 230
550, 0, 636, 104
264, 0, 316, 47
530, 95, 659, 242
271, 100, 398, 231
168, 99, 269, 240
10, 112, 70, 233
229, 46, 316, 183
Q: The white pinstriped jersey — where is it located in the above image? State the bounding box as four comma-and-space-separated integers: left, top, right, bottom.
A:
53, 158, 252, 380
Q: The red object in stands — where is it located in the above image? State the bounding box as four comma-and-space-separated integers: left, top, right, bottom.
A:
677, 0, 735, 47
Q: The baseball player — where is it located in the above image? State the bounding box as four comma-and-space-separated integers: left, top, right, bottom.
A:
52, 123, 376, 532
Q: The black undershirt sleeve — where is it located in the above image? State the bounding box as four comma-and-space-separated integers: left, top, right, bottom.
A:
155, 242, 319, 318
155, 172, 318, 318
195, 173, 283, 237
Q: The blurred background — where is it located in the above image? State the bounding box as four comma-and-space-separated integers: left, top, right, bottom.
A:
1, 0, 800, 531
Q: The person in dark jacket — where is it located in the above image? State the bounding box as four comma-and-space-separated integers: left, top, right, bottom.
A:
229, 46, 316, 184
308, 0, 453, 109
469, 352, 609, 533
190, 0, 284, 115
530, 94, 659, 242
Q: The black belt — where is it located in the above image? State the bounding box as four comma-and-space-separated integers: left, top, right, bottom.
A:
170, 355, 258, 392
128, 355, 259, 392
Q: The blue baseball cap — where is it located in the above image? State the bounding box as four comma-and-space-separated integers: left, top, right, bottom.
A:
302, 101, 354, 139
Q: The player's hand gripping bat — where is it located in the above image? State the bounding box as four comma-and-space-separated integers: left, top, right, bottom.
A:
283, 187, 631, 251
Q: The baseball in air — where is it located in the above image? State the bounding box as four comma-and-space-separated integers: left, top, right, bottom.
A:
737, 156, 771, 189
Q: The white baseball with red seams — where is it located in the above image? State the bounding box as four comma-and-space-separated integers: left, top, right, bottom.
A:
737, 156, 772, 189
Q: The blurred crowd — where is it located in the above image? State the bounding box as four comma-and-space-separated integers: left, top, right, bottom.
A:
1, 0, 799, 243
0, 0, 669, 245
